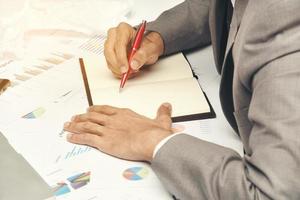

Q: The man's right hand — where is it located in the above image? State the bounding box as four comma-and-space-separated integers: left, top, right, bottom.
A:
104, 22, 165, 78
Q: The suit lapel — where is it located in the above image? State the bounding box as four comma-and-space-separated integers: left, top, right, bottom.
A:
209, 0, 229, 74
223, 0, 248, 60
219, 0, 249, 134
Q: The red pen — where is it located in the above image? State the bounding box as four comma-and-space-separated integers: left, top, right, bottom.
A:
119, 20, 147, 92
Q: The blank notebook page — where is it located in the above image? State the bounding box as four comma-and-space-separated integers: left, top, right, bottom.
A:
82, 53, 210, 119
83, 53, 194, 89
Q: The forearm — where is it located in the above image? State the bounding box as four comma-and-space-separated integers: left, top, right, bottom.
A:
152, 134, 254, 199
146, 0, 211, 55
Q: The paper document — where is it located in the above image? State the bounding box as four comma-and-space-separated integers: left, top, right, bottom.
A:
0, 57, 174, 199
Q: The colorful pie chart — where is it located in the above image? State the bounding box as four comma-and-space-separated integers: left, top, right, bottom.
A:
67, 171, 91, 190
22, 107, 46, 119
123, 167, 149, 181
53, 182, 71, 196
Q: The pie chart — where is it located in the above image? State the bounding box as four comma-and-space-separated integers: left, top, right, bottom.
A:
22, 107, 46, 119
123, 167, 149, 181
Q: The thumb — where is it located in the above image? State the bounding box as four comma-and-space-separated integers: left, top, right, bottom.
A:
129, 48, 156, 71
156, 103, 172, 129
130, 43, 160, 71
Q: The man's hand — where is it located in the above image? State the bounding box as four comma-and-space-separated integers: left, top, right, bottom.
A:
63, 103, 173, 162
104, 22, 164, 78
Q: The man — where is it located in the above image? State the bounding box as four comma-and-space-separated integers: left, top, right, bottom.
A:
64, 0, 300, 199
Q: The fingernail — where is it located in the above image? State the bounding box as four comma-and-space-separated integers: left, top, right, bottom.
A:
120, 66, 127, 73
130, 60, 139, 70
67, 133, 73, 140
71, 116, 76, 121
163, 103, 172, 110
64, 122, 70, 128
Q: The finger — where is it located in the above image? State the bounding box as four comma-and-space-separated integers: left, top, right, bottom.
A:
115, 23, 135, 73
64, 121, 104, 136
130, 41, 160, 71
106, 57, 122, 77
67, 133, 101, 148
127, 71, 140, 79
105, 60, 123, 78
104, 28, 119, 74
71, 112, 108, 125
111, 69, 123, 79
155, 103, 172, 130
130, 32, 164, 70
88, 105, 119, 115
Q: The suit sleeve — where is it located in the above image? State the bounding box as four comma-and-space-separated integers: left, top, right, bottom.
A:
153, 53, 300, 199
151, 65, 300, 199
146, 0, 211, 55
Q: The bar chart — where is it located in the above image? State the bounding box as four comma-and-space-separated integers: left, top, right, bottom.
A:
55, 145, 92, 163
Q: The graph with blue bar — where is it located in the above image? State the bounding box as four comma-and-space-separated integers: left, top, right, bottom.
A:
55, 145, 91, 163
65, 146, 91, 159
53, 182, 71, 196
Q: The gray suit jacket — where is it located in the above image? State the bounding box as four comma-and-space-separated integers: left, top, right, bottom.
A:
147, 0, 300, 199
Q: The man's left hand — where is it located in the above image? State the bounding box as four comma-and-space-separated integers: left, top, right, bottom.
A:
63, 103, 173, 162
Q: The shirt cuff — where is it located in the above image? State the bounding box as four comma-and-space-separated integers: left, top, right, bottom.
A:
153, 133, 184, 158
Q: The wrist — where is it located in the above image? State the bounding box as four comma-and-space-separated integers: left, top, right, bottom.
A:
142, 128, 172, 162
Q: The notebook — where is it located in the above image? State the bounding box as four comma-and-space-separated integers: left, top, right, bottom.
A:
79, 53, 215, 122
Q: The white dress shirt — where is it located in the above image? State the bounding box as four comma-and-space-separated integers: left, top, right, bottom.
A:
231, 0, 236, 7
